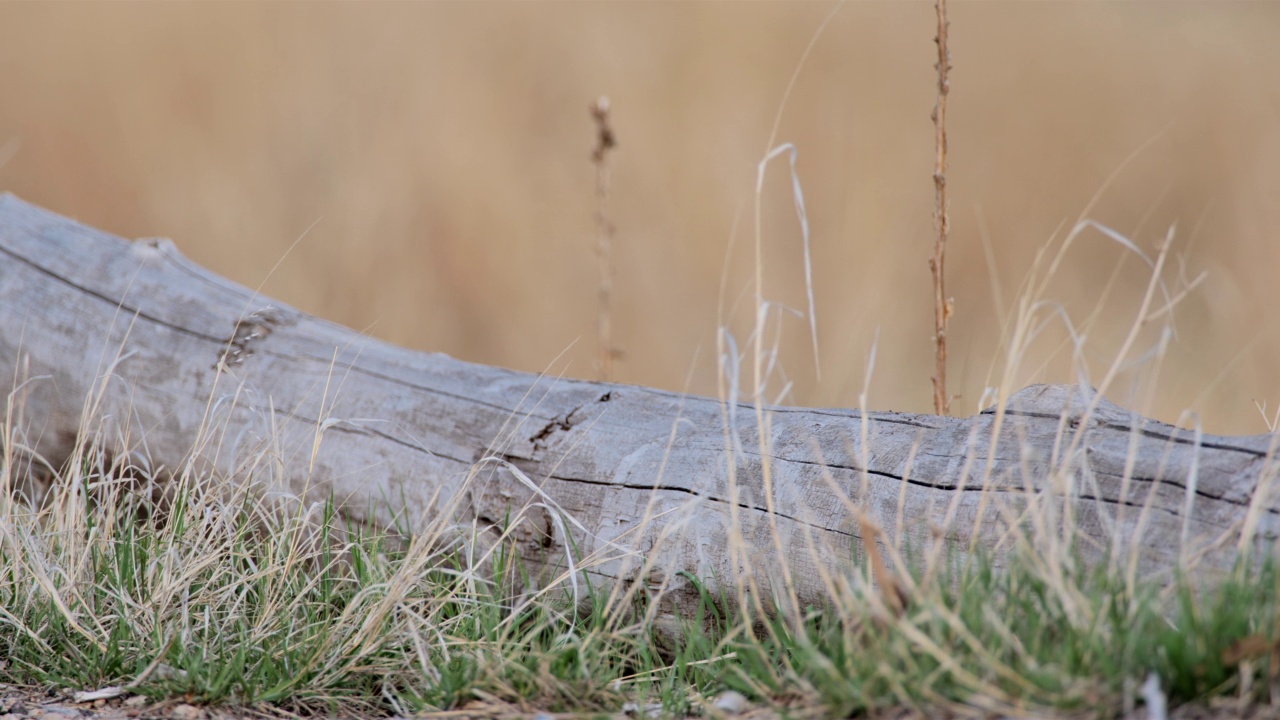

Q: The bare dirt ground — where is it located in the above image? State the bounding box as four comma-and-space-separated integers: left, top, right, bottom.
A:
0, 686, 352, 720
5, 683, 1280, 720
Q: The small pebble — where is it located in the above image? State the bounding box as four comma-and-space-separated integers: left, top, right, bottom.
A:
620, 702, 662, 718
170, 704, 204, 720
712, 690, 749, 715
151, 665, 187, 682
123, 696, 148, 708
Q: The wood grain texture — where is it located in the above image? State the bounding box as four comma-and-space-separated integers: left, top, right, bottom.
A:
0, 194, 1275, 622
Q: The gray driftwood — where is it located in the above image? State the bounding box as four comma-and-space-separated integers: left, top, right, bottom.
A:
0, 194, 1276, 621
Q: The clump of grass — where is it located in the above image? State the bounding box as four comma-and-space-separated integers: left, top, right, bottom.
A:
0, 413, 731, 717
1, 444, 404, 712
720, 543, 1279, 717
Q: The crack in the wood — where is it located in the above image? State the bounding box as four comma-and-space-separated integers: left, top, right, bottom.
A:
813, 450, 1277, 520
1092, 471, 1280, 516
736, 451, 1042, 498
995, 408, 1269, 458
529, 399, 602, 453
534, 471, 857, 540
805, 454, 1274, 514
0, 243, 222, 344
785, 410, 942, 431
530, 415, 574, 453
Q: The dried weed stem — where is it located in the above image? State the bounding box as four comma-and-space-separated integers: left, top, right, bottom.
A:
590, 96, 619, 381
930, 0, 953, 415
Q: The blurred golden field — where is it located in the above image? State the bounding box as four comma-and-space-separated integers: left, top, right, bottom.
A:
0, 2, 1277, 434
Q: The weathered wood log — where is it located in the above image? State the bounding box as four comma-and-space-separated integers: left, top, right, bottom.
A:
0, 194, 1275, 623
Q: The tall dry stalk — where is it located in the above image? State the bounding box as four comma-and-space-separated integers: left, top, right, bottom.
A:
590, 96, 618, 381
929, 0, 953, 415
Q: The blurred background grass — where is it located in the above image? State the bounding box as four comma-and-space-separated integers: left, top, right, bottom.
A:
0, 2, 1276, 434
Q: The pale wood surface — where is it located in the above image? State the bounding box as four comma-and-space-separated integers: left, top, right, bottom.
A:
0, 194, 1275, 620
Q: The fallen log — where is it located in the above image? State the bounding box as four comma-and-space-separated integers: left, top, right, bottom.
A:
0, 194, 1275, 623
